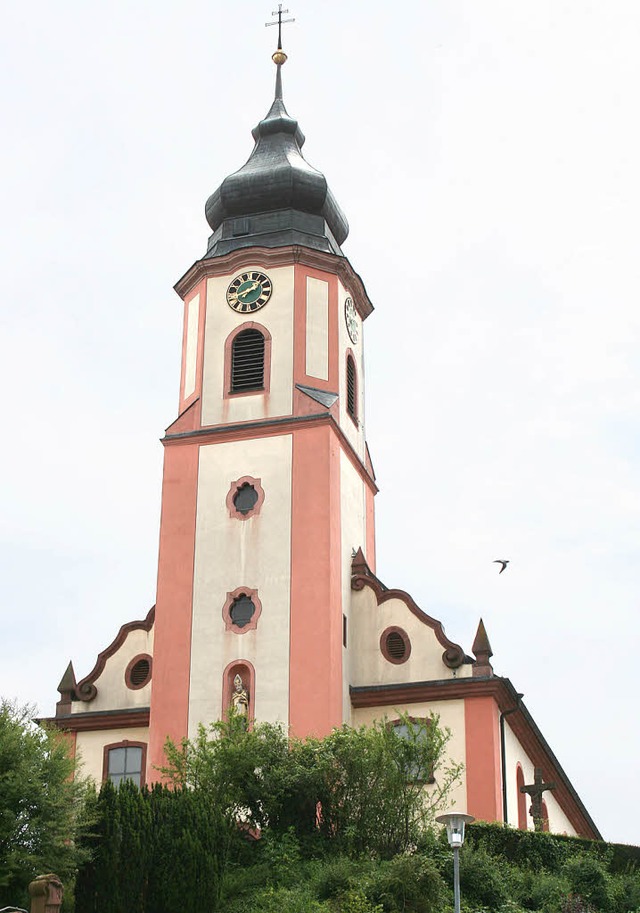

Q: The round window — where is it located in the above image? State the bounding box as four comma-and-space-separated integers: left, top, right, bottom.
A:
230, 595, 256, 628
380, 627, 411, 664
125, 655, 152, 689
233, 483, 259, 515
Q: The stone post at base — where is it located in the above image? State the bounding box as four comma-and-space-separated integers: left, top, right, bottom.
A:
28, 874, 63, 913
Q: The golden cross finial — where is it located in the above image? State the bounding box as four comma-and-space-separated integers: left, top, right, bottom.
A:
265, 3, 295, 64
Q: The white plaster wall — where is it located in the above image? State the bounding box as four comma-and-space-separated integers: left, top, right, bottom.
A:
75, 726, 150, 785
350, 584, 472, 687
183, 292, 200, 399
337, 279, 365, 460
202, 266, 294, 426
503, 721, 577, 835
352, 699, 468, 815
339, 449, 368, 722
188, 434, 293, 737
70, 626, 154, 714
305, 277, 329, 380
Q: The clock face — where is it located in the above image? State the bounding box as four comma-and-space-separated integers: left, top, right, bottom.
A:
344, 296, 359, 344
227, 271, 273, 313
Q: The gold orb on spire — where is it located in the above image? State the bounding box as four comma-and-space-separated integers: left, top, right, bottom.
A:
272, 49, 288, 66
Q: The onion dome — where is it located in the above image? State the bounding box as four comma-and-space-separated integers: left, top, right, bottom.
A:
204, 59, 349, 259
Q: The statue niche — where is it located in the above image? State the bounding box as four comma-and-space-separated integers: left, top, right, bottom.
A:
231, 673, 249, 716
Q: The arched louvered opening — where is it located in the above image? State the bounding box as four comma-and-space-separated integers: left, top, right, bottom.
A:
231, 328, 265, 392
346, 354, 357, 420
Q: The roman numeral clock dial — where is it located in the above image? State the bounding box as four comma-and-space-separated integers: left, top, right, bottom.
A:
226, 271, 273, 313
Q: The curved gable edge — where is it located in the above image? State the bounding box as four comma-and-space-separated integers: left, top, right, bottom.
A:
73, 606, 156, 702
351, 558, 469, 669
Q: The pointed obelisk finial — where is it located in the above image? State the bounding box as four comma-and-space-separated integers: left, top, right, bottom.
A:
56, 660, 77, 715
472, 618, 494, 677
266, 4, 295, 97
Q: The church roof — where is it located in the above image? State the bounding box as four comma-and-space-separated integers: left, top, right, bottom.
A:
204, 60, 349, 259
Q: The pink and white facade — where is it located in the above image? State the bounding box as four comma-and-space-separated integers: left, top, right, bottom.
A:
45, 58, 600, 841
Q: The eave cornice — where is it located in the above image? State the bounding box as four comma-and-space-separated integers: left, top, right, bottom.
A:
173, 245, 374, 321
39, 707, 150, 732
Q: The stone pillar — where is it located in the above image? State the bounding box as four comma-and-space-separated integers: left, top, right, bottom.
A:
28, 874, 63, 913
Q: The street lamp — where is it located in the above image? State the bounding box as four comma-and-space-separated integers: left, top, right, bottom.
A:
436, 812, 475, 913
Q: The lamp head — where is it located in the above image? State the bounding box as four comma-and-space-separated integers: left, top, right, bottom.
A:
436, 812, 475, 847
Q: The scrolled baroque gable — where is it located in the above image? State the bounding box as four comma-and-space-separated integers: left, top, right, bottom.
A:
349, 567, 471, 690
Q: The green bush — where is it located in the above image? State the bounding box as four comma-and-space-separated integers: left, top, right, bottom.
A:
458, 844, 510, 909
75, 783, 230, 913
565, 855, 614, 912
366, 853, 445, 913
517, 868, 570, 913
312, 856, 365, 900
339, 889, 384, 913
244, 885, 327, 913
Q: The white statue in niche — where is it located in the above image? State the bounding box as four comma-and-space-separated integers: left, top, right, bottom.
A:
231, 673, 249, 716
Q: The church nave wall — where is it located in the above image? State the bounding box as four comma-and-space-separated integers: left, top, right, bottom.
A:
351, 699, 468, 817
503, 719, 577, 836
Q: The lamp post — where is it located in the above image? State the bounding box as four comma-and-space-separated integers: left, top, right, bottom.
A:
436, 812, 475, 913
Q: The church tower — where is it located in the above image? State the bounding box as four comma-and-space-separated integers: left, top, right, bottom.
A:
46, 26, 601, 841
147, 46, 376, 776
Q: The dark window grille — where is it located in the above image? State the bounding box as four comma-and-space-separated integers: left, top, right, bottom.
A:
386, 631, 406, 660
230, 594, 256, 628
346, 356, 357, 419
231, 329, 265, 392
234, 483, 259, 515
130, 658, 151, 687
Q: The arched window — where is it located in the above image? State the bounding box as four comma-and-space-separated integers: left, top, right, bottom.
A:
103, 740, 147, 788
346, 354, 357, 421
541, 800, 550, 832
389, 717, 435, 784
231, 328, 265, 393
516, 764, 527, 829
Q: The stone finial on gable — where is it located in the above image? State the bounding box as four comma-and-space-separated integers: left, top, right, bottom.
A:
56, 661, 77, 715
472, 618, 494, 677
351, 547, 371, 578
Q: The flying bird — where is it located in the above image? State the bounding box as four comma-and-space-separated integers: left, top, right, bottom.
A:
493, 560, 509, 574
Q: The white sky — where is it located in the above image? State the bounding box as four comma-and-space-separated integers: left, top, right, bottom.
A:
1, 0, 639, 845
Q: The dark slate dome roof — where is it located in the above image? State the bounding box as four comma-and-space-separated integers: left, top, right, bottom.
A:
204, 66, 349, 259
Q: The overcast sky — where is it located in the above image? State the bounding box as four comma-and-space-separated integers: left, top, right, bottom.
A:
1, 0, 639, 845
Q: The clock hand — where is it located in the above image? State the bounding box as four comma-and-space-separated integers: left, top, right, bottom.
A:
238, 281, 260, 299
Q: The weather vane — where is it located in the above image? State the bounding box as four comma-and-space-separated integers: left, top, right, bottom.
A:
265, 3, 295, 54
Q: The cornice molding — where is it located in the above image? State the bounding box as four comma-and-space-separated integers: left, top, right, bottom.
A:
349, 676, 601, 840
351, 574, 467, 669
40, 707, 150, 732
163, 412, 378, 495
73, 607, 155, 703
173, 245, 374, 321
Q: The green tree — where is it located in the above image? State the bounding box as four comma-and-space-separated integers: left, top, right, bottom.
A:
161, 711, 462, 858
0, 699, 91, 907
309, 716, 463, 857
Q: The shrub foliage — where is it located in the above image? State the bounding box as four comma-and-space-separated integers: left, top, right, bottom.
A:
0, 700, 90, 908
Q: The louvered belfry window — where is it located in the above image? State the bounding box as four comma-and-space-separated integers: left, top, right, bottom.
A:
231, 328, 265, 393
346, 355, 357, 419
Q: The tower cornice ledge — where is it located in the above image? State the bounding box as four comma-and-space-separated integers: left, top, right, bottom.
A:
161, 411, 379, 495
174, 245, 374, 321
